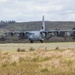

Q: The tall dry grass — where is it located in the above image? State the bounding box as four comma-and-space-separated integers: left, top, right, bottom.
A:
0, 48, 75, 75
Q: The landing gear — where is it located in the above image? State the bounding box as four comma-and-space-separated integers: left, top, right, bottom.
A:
40, 40, 43, 43
30, 40, 33, 43
29, 40, 43, 43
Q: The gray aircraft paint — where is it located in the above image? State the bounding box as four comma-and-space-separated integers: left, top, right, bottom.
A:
27, 15, 46, 42
4, 16, 75, 43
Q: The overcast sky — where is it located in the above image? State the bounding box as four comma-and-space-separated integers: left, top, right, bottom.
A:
0, 0, 75, 22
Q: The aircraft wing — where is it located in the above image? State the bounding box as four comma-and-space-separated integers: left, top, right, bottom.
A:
4, 30, 30, 38
40, 29, 75, 34
40, 29, 75, 38
47, 30, 75, 32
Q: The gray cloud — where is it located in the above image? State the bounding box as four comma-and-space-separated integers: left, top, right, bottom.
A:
0, 0, 75, 22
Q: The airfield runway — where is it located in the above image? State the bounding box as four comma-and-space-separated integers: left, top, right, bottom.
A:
0, 42, 75, 51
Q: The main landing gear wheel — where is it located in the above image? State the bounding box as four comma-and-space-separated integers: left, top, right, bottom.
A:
40, 40, 43, 43
30, 40, 33, 43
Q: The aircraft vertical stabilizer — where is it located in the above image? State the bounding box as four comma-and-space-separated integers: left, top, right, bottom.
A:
41, 15, 46, 31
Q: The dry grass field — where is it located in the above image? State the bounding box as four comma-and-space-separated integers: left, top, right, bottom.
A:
0, 42, 75, 75
0, 42, 75, 51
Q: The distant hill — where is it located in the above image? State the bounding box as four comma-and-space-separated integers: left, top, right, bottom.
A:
0, 21, 75, 31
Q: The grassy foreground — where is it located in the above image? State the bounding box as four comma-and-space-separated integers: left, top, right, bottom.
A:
0, 42, 75, 51
0, 48, 75, 75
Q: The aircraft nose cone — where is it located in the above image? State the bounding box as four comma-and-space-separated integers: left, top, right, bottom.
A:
29, 35, 33, 39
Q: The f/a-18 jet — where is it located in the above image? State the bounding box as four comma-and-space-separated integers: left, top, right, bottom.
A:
4, 16, 75, 43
